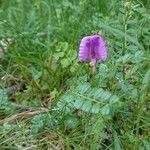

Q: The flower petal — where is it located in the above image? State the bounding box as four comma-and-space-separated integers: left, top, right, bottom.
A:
95, 35, 107, 61
79, 36, 91, 61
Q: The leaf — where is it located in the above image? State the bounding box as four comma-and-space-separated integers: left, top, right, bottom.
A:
64, 94, 74, 103
73, 99, 84, 109
143, 140, 150, 150
65, 116, 78, 129
141, 69, 150, 91
109, 95, 119, 104
57, 93, 74, 108
100, 90, 112, 101
0, 88, 8, 106
61, 58, 70, 68
113, 131, 122, 150
100, 105, 110, 115
93, 88, 103, 99
31, 67, 42, 80
91, 103, 100, 113
54, 52, 64, 60
116, 54, 132, 63
76, 83, 91, 94
81, 100, 92, 112
132, 51, 144, 63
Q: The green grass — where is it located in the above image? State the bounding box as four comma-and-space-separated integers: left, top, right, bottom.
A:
0, 0, 150, 149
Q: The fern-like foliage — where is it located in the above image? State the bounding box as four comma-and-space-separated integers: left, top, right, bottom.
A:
57, 83, 119, 114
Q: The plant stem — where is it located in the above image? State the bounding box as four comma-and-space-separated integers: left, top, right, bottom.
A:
92, 63, 96, 75
123, 0, 132, 80
122, 0, 128, 80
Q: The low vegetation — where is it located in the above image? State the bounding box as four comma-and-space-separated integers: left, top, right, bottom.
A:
0, 0, 149, 149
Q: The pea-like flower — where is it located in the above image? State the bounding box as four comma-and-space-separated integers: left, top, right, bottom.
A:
79, 35, 107, 74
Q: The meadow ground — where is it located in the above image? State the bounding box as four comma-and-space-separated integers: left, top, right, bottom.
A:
0, 0, 149, 149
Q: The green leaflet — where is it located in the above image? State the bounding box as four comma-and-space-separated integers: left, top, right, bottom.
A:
113, 131, 122, 150
0, 88, 8, 106
141, 69, 150, 91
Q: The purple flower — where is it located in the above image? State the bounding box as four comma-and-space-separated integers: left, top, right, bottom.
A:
79, 35, 107, 74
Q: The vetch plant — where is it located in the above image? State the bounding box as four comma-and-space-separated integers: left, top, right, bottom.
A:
56, 35, 117, 115
79, 35, 107, 74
